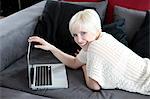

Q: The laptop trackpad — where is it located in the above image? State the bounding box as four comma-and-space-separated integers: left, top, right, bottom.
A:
51, 64, 68, 87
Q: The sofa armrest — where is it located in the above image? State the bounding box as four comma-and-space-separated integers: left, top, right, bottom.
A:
0, 1, 46, 71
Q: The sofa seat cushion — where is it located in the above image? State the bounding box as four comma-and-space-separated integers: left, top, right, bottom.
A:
1, 53, 150, 99
0, 87, 50, 99
0, 53, 92, 98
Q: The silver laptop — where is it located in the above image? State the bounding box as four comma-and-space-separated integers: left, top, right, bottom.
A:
27, 42, 68, 90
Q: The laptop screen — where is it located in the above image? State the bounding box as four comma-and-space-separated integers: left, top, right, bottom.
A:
27, 42, 60, 65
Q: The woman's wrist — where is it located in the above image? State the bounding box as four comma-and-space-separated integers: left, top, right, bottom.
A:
49, 45, 62, 55
48, 44, 56, 52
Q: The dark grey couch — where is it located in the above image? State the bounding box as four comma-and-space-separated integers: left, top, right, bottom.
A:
0, 1, 149, 99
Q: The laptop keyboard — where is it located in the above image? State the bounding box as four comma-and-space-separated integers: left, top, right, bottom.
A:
30, 67, 34, 84
35, 66, 52, 86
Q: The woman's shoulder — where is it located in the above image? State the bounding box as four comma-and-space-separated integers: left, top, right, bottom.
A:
89, 32, 110, 47
88, 32, 116, 54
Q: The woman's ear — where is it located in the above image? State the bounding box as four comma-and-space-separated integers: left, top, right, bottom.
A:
95, 29, 101, 39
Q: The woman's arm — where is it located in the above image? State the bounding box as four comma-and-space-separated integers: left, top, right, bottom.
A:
28, 36, 83, 69
82, 65, 101, 91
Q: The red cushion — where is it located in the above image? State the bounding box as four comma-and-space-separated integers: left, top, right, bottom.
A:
63, 0, 101, 2
106, 0, 150, 23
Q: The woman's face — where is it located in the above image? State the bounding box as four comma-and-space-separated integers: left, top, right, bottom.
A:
72, 25, 99, 51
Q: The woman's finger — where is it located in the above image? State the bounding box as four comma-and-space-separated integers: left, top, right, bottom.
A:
34, 45, 43, 49
28, 36, 44, 44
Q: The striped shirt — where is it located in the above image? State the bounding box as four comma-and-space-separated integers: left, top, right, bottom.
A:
77, 32, 150, 95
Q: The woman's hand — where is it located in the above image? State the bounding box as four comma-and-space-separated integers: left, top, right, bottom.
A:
28, 36, 55, 51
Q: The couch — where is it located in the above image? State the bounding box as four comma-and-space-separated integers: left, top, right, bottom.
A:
0, 0, 150, 99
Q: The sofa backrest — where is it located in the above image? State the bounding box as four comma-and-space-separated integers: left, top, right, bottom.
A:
0, 1, 46, 71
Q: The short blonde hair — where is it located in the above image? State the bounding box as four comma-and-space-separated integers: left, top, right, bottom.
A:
69, 9, 102, 35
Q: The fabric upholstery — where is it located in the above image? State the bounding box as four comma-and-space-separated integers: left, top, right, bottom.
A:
1, 1, 150, 99
0, 87, 51, 99
61, 0, 108, 23
64, 0, 101, 2
0, 1, 46, 71
105, 0, 150, 23
1, 53, 150, 99
114, 6, 146, 43
129, 11, 150, 58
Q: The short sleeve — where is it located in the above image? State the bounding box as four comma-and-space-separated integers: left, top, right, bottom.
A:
76, 49, 87, 64
87, 52, 104, 85
86, 41, 118, 89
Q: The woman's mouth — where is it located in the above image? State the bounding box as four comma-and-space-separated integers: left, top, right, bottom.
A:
78, 42, 89, 48
78, 42, 86, 46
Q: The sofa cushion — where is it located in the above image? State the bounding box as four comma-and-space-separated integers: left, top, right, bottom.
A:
0, 87, 50, 99
34, 0, 105, 54
1, 53, 150, 99
61, 0, 108, 23
105, 0, 150, 23
129, 11, 150, 58
114, 6, 146, 43
0, 1, 46, 71
64, 0, 101, 2
102, 18, 128, 46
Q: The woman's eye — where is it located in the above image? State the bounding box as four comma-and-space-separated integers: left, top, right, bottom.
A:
73, 34, 77, 37
81, 32, 86, 35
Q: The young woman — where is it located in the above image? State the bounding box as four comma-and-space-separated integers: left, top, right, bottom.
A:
28, 9, 150, 95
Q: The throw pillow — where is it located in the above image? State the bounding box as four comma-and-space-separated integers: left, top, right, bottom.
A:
61, 0, 108, 23
129, 11, 150, 58
102, 18, 128, 46
105, 0, 150, 23
114, 6, 146, 44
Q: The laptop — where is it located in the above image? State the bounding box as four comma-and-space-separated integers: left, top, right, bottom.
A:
27, 42, 68, 90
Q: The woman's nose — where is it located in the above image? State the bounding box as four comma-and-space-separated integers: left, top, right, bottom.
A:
77, 36, 83, 43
